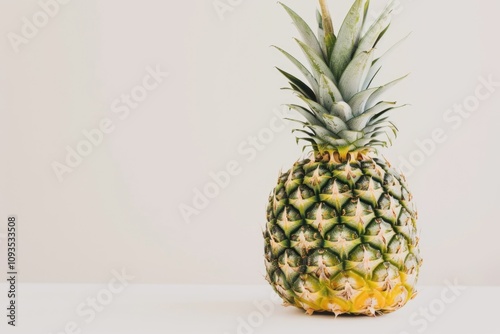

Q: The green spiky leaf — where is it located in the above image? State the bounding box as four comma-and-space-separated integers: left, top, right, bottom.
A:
319, 75, 343, 112
277, 67, 317, 101
339, 49, 375, 101
280, 3, 324, 58
347, 101, 397, 131
295, 39, 336, 84
331, 101, 353, 121
348, 87, 378, 117
363, 34, 410, 89
355, 1, 395, 56
367, 75, 408, 108
331, 0, 368, 79
273, 46, 319, 94
320, 113, 349, 133
288, 104, 324, 126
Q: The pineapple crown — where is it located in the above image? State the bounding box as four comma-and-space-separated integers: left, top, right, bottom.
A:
276, 0, 408, 159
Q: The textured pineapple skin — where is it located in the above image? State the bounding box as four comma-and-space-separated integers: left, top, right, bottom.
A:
264, 154, 422, 316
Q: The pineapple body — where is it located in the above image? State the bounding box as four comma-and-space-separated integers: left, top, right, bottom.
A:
264, 152, 421, 316
265, 0, 423, 315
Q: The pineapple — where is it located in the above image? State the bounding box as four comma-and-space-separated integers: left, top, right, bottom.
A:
264, 0, 422, 316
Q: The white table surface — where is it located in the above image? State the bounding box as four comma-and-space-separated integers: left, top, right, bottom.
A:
0, 283, 496, 334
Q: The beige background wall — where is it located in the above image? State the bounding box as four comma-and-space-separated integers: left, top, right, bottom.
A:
0, 0, 499, 285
